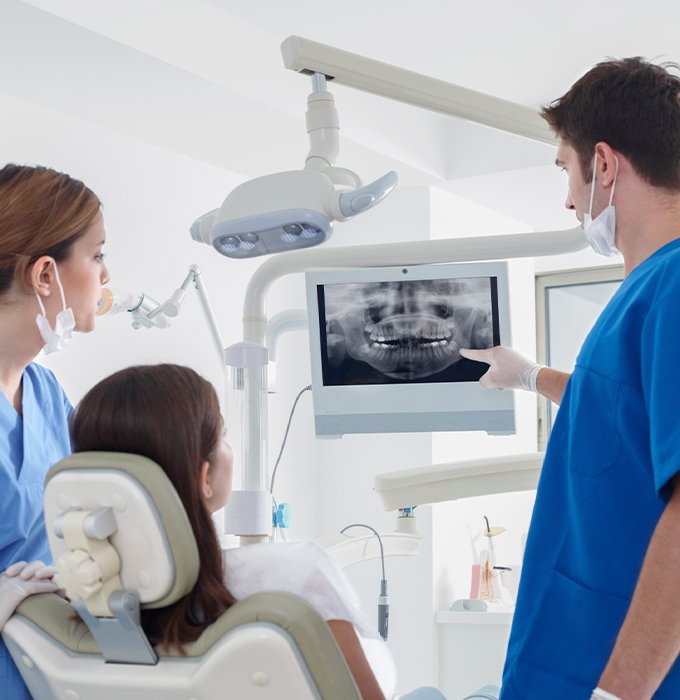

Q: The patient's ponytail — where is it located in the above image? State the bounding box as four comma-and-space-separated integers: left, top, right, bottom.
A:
71, 363, 237, 652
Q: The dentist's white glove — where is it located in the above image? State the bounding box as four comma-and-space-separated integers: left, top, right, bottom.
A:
590, 688, 623, 700
0, 560, 59, 631
459, 346, 544, 392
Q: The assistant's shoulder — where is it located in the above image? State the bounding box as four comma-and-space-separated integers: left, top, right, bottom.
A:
26, 362, 72, 414
27, 361, 59, 386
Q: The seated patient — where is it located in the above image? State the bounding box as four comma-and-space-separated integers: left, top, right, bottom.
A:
69, 363, 399, 700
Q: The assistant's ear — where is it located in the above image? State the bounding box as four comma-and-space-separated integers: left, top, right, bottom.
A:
199, 460, 213, 500
594, 142, 619, 188
28, 256, 56, 297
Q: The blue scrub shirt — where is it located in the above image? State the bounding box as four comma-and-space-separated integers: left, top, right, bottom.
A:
0, 363, 72, 700
501, 238, 680, 700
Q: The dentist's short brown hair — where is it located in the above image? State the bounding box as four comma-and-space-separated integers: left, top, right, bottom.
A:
542, 57, 680, 189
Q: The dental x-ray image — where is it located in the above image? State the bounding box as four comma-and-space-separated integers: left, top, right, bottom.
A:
317, 276, 499, 385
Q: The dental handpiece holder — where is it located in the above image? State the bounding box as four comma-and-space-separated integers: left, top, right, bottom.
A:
223, 342, 272, 540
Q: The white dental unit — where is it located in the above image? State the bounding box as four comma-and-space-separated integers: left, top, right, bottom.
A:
193, 36, 582, 542
97, 36, 584, 544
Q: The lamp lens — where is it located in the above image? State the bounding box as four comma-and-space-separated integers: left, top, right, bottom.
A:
220, 236, 240, 253
301, 225, 322, 239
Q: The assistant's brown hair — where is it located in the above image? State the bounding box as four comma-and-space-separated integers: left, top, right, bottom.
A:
542, 57, 680, 189
70, 364, 236, 652
0, 163, 101, 296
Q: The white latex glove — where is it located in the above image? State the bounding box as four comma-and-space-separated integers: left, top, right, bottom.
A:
591, 688, 623, 700
0, 560, 59, 630
459, 346, 544, 392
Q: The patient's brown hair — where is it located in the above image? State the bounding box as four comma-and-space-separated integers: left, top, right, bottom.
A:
70, 364, 236, 652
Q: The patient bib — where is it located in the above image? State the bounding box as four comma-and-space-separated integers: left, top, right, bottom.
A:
223, 540, 397, 698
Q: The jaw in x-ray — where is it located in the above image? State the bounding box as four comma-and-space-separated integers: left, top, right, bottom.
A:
321, 277, 496, 384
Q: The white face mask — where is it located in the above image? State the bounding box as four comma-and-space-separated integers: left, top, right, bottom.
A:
583, 153, 620, 257
35, 261, 76, 355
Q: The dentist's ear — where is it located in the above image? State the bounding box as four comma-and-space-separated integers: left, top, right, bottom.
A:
28, 255, 56, 296
199, 460, 213, 500
594, 142, 619, 188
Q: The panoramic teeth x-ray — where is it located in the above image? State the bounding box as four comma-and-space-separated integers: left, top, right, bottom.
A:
320, 277, 499, 384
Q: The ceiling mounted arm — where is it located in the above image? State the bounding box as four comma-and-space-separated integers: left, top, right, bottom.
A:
281, 36, 557, 146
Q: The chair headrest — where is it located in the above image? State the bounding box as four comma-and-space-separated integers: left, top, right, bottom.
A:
45, 452, 200, 609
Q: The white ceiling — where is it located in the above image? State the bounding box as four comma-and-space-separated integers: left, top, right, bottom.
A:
2, 0, 679, 232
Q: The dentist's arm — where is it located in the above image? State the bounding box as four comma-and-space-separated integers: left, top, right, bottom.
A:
535, 366, 571, 406
460, 346, 570, 406
596, 473, 680, 699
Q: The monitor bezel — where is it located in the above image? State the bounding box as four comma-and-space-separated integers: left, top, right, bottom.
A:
305, 261, 514, 436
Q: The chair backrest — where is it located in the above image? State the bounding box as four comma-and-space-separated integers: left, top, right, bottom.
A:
2, 452, 362, 700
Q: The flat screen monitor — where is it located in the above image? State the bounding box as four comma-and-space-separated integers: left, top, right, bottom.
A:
305, 262, 515, 437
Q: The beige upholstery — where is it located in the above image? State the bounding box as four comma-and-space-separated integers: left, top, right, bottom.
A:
46, 452, 200, 609
16, 590, 361, 699
4, 452, 362, 700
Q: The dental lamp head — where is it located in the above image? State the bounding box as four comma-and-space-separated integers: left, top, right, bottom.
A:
190, 169, 397, 259
190, 71, 398, 259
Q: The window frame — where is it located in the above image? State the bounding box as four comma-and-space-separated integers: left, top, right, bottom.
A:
535, 264, 624, 450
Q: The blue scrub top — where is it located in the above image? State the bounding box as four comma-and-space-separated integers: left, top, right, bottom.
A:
501, 238, 680, 700
0, 362, 72, 700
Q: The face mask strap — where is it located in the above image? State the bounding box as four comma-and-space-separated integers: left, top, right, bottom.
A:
588, 154, 599, 217
608, 155, 619, 206
34, 291, 47, 317
589, 153, 619, 214
51, 261, 68, 311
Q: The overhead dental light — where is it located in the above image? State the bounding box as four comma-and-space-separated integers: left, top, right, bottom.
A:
190, 73, 398, 259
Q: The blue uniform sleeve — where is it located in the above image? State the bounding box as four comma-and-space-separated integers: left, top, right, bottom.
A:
0, 364, 72, 568
641, 289, 680, 497
0, 477, 46, 568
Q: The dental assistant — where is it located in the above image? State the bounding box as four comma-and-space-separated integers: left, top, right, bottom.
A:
0, 164, 109, 699
461, 58, 680, 700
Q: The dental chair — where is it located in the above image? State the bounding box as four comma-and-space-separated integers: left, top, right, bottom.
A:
1, 452, 362, 700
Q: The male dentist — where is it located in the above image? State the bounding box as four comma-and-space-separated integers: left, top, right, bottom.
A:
461, 57, 680, 700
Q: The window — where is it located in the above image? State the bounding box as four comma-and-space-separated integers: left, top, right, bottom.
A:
535, 265, 624, 449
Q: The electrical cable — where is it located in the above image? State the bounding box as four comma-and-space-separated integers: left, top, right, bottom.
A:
340, 523, 386, 579
269, 384, 312, 499
340, 523, 389, 640
269, 384, 312, 543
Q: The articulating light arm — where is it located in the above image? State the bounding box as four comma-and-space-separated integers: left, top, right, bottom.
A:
281, 36, 556, 145
98, 265, 226, 370
242, 227, 586, 343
